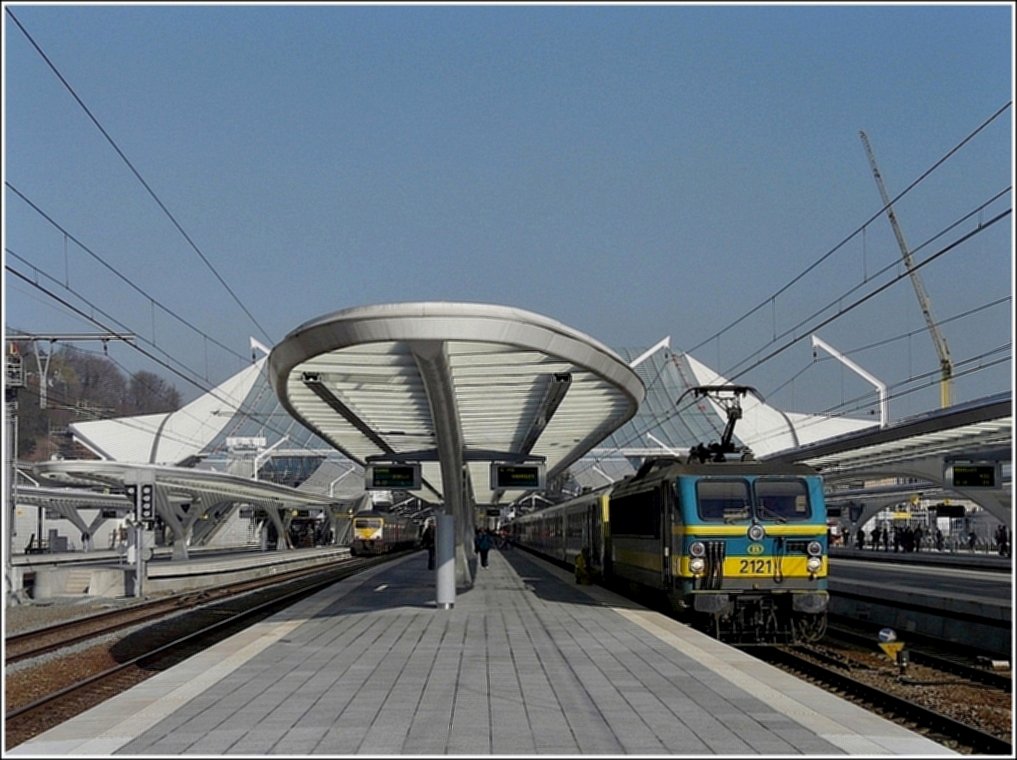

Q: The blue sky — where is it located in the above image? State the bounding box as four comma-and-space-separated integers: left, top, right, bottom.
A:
3, 3, 1013, 423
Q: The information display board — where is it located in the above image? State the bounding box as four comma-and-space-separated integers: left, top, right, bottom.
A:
366, 463, 421, 490
490, 462, 545, 490
945, 462, 1000, 489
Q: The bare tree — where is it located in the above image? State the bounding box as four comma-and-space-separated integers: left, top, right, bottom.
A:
12, 344, 182, 459
127, 370, 182, 414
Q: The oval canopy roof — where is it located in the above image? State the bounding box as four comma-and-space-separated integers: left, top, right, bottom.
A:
268, 302, 646, 506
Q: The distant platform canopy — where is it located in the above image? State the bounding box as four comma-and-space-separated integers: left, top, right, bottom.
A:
267, 302, 646, 506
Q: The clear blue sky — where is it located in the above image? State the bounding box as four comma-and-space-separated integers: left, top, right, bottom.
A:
3, 2, 1013, 423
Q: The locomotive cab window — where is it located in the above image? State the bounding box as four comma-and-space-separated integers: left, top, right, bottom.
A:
355, 518, 383, 529
753, 478, 811, 521
696, 479, 751, 523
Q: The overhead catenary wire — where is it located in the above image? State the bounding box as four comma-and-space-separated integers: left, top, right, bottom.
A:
10, 171, 1009, 480
6, 246, 249, 380
564, 341, 1010, 489
5, 266, 304, 449
565, 212, 1008, 482
686, 101, 1011, 359
5, 190, 251, 368
5, 7, 273, 346
722, 187, 1011, 380
724, 207, 1010, 385
822, 295, 1010, 360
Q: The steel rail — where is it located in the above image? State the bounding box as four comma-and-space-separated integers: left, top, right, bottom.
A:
756, 646, 1012, 755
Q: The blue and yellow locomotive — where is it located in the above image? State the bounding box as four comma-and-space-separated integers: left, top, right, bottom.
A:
509, 385, 829, 645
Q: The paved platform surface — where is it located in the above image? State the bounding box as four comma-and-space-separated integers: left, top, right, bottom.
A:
10, 548, 956, 756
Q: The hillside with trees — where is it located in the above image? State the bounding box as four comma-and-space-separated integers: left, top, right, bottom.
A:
11, 342, 182, 461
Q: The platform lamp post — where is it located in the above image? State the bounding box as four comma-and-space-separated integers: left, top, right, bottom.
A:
253, 436, 289, 481
328, 465, 356, 497
811, 334, 888, 429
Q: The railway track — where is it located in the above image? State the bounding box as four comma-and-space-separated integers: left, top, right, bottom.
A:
4, 552, 407, 751
5, 553, 367, 665
823, 619, 1012, 692
751, 642, 1012, 755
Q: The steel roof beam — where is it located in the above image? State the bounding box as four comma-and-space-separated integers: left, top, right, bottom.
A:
518, 372, 572, 454
301, 373, 396, 455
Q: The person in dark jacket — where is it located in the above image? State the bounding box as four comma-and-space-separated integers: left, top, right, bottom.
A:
475, 528, 494, 569
421, 520, 436, 570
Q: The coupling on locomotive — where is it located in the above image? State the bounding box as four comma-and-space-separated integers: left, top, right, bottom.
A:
508, 385, 829, 646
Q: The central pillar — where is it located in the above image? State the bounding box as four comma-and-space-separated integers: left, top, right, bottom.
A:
410, 339, 471, 592
435, 513, 455, 609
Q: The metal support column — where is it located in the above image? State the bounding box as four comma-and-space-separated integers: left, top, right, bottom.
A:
435, 513, 455, 609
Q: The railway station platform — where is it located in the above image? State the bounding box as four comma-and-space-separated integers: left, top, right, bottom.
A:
10, 545, 352, 600
827, 547, 1012, 657
10, 548, 955, 756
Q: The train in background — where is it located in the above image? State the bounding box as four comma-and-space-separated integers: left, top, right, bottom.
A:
350, 509, 420, 555
507, 386, 829, 646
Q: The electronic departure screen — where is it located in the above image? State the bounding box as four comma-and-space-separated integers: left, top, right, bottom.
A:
949, 463, 998, 489
490, 463, 545, 490
366, 463, 421, 490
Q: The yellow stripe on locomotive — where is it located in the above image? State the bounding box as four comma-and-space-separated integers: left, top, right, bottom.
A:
674, 525, 829, 579
676, 554, 828, 578
675, 524, 827, 537
611, 547, 828, 578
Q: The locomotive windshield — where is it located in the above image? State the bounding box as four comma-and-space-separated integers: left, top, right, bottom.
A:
754, 478, 812, 521
355, 518, 383, 529
696, 479, 751, 522
694, 477, 812, 523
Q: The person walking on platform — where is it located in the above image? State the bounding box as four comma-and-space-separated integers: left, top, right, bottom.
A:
475, 527, 494, 569
994, 524, 1008, 557
421, 519, 436, 570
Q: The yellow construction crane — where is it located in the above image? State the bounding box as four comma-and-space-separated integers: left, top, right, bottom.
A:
859, 130, 953, 408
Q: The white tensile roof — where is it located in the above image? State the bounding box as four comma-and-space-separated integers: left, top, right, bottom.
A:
69, 313, 874, 491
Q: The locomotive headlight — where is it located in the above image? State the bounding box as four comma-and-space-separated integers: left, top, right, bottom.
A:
806, 556, 822, 573
689, 557, 706, 574
689, 541, 706, 558
747, 524, 765, 542
806, 540, 823, 557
